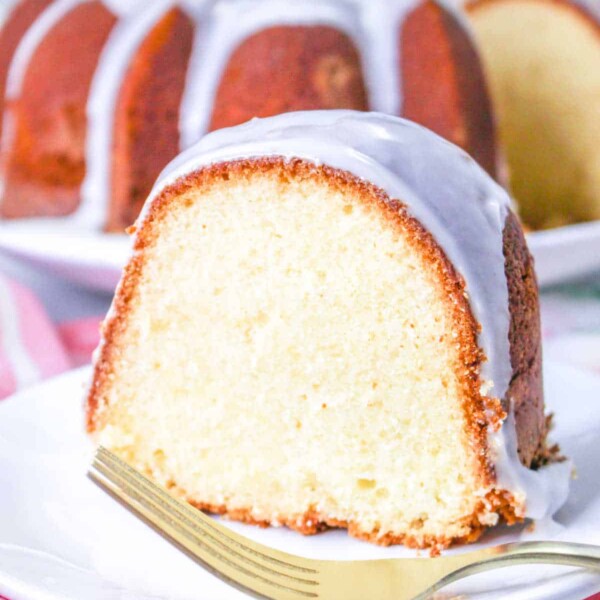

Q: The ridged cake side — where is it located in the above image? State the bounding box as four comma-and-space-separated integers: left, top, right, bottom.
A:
0, 0, 52, 140
402, 0, 498, 178
0, 1, 117, 218
108, 7, 194, 232
208, 25, 368, 132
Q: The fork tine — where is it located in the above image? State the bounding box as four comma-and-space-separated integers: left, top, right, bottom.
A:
90, 456, 318, 587
90, 463, 317, 600
94, 447, 317, 576
90, 463, 319, 600
90, 447, 320, 600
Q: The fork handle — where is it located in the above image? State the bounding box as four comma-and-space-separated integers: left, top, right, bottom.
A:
418, 541, 600, 600
496, 541, 600, 570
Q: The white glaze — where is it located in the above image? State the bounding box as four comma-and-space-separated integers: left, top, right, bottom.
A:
353, 0, 420, 115
0, 1, 20, 28
100, 0, 156, 16
0, 274, 40, 390
141, 110, 569, 519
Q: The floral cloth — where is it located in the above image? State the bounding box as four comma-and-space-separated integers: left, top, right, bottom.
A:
0, 273, 101, 399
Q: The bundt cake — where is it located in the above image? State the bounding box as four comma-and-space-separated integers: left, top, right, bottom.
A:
467, 0, 600, 229
87, 111, 569, 550
0, 0, 497, 231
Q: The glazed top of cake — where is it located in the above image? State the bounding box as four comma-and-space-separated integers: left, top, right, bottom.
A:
141, 110, 571, 519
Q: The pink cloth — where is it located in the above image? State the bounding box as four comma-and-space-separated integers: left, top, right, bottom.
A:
0, 274, 101, 400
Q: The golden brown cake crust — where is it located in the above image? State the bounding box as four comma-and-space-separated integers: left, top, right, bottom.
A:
401, 0, 498, 178
502, 212, 546, 467
208, 25, 369, 132
186, 486, 520, 555
87, 157, 543, 549
108, 8, 194, 232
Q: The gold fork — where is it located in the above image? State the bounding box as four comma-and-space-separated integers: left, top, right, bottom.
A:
89, 446, 600, 600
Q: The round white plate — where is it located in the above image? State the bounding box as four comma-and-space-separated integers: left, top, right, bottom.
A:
1, 219, 600, 294
0, 362, 599, 600
528, 220, 600, 287
0, 220, 130, 293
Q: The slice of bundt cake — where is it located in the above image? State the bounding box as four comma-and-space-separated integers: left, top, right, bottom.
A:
87, 111, 568, 549
467, 0, 600, 229
0, 0, 497, 231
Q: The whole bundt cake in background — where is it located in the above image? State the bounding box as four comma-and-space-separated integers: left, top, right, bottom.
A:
0, 0, 497, 231
87, 111, 568, 550
467, 0, 600, 229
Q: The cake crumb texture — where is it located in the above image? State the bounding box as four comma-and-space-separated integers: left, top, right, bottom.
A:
87, 158, 540, 548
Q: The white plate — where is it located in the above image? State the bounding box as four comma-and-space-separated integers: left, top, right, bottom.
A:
0, 362, 599, 600
0, 220, 130, 293
528, 220, 600, 287
1, 218, 600, 293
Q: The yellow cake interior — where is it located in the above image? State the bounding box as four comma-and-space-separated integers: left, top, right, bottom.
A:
468, 0, 600, 229
91, 165, 492, 545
